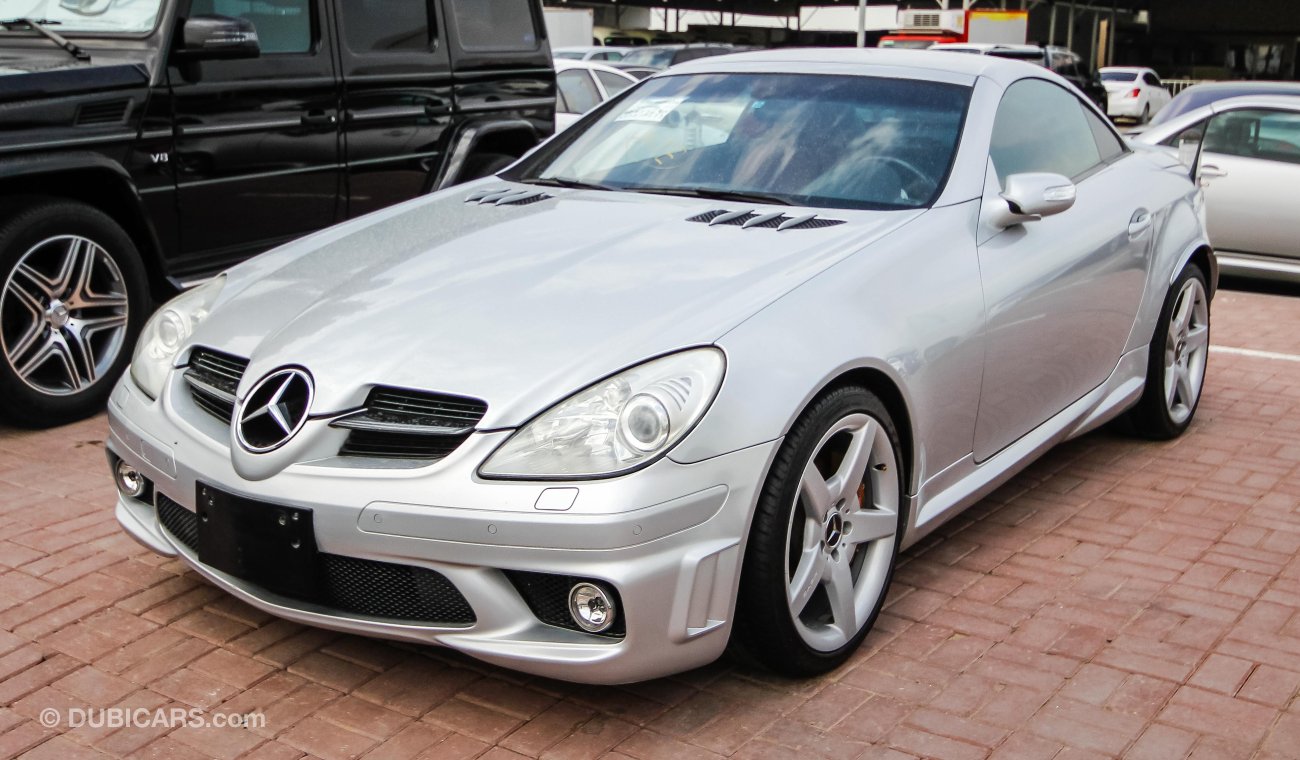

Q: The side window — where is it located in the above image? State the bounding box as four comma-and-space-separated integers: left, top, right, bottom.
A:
196, 0, 313, 54
557, 70, 601, 115
990, 78, 1102, 185
448, 0, 538, 51
1142, 72, 1161, 87
1083, 106, 1127, 162
339, 0, 432, 54
1161, 118, 1207, 147
1206, 109, 1300, 164
595, 70, 633, 97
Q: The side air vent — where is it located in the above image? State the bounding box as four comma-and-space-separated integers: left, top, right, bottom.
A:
183, 348, 249, 423
332, 387, 488, 461
464, 187, 554, 206
686, 209, 846, 231
75, 99, 132, 126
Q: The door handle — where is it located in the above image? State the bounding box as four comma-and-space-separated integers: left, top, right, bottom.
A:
300, 110, 338, 128
1128, 210, 1152, 238
1200, 164, 1228, 179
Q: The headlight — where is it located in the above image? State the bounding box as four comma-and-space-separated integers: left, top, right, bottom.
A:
480, 348, 725, 479
129, 276, 226, 399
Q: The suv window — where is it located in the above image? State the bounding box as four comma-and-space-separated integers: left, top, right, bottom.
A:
449, 0, 538, 51
196, 0, 313, 54
1142, 72, 1161, 87
340, 0, 432, 54
1205, 108, 1300, 165
990, 78, 1102, 185
557, 69, 601, 114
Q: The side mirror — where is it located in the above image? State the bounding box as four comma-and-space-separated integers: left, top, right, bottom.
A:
988, 172, 1076, 228
175, 15, 261, 61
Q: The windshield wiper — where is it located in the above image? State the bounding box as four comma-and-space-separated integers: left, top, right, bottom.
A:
629, 186, 793, 206
522, 176, 618, 192
0, 18, 89, 61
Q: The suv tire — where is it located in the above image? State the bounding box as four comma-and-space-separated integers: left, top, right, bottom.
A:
0, 200, 149, 428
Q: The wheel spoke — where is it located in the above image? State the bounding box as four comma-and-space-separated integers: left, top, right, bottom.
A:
1176, 364, 1195, 408
825, 557, 858, 634
843, 509, 896, 545
1164, 363, 1179, 408
800, 460, 833, 522
828, 419, 876, 505
1171, 289, 1192, 338
74, 313, 128, 339
7, 265, 51, 314
51, 238, 89, 298
1185, 324, 1209, 355
15, 333, 80, 390
787, 546, 827, 616
63, 326, 98, 384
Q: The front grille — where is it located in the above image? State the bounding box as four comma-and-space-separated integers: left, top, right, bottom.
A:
333, 387, 487, 461
184, 348, 249, 423
505, 570, 626, 638
155, 493, 475, 625
157, 493, 199, 551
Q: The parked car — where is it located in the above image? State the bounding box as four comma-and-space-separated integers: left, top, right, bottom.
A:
0, 0, 555, 428
109, 49, 1213, 684
1140, 80, 1300, 134
617, 43, 738, 71
555, 59, 639, 132
1136, 94, 1300, 282
554, 46, 632, 62
1099, 67, 1171, 123
932, 43, 1108, 110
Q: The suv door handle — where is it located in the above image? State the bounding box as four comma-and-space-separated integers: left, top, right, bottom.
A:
300, 110, 338, 128
1200, 164, 1228, 179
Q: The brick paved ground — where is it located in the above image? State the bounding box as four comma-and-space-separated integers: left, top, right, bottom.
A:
0, 285, 1297, 760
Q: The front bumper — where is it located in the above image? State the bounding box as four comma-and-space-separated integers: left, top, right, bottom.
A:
108, 375, 778, 684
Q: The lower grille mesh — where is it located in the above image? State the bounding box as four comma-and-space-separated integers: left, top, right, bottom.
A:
505, 570, 626, 638
155, 494, 475, 625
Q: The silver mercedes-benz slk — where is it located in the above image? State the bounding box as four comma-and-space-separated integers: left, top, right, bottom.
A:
107, 49, 1215, 684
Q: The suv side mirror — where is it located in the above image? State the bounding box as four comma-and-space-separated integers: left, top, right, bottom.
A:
989, 172, 1077, 228
175, 15, 261, 61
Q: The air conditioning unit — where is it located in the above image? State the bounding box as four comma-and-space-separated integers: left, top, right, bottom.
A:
898, 9, 965, 35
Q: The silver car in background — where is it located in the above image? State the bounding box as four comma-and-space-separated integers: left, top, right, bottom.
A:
1136, 94, 1300, 282
108, 50, 1214, 684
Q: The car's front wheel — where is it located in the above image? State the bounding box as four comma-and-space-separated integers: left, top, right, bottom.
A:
734, 385, 904, 677
0, 200, 148, 428
1127, 261, 1210, 439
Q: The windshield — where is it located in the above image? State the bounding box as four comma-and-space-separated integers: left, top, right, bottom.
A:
0, 0, 160, 33
620, 48, 674, 67
1101, 71, 1138, 82
513, 73, 971, 211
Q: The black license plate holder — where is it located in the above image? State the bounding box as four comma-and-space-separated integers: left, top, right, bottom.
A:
195, 483, 320, 600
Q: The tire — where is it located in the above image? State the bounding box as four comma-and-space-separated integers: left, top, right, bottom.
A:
458, 153, 516, 183
0, 200, 149, 428
733, 385, 905, 677
1140, 104, 1151, 124
1125, 262, 1210, 440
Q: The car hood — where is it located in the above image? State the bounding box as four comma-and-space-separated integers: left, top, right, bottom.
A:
0, 51, 147, 102
196, 183, 924, 428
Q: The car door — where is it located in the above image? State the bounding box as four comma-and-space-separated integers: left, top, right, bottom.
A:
555, 67, 603, 132
1143, 71, 1170, 112
169, 0, 341, 272
334, 0, 453, 218
1199, 107, 1300, 259
974, 78, 1151, 461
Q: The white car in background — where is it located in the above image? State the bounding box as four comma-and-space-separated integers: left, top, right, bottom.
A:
1136, 94, 1300, 282
554, 59, 639, 132
1100, 67, 1171, 123
554, 46, 633, 62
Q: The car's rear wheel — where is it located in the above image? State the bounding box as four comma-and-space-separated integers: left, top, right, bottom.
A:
1140, 103, 1151, 124
1126, 262, 1209, 439
0, 201, 148, 428
734, 386, 904, 677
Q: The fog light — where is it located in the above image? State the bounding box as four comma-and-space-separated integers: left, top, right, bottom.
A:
115, 461, 146, 499
568, 582, 616, 633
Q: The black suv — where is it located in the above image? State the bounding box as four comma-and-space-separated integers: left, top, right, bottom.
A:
0, 0, 554, 427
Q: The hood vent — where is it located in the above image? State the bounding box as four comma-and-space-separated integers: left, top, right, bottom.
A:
687, 209, 846, 231
75, 99, 132, 126
464, 187, 554, 206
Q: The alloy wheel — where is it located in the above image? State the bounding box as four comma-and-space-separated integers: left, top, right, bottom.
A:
0, 235, 129, 396
784, 412, 900, 652
1163, 276, 1209, 425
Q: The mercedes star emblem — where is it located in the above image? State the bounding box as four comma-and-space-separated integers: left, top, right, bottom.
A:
236, 368, 314, 453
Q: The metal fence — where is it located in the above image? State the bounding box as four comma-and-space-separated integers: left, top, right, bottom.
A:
1163, 79, 1203, 96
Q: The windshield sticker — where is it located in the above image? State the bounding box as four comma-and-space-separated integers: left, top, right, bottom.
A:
617, 97, 688, 124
